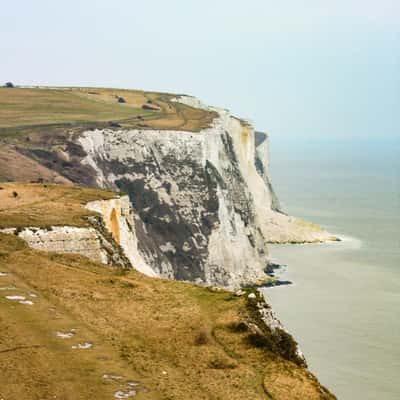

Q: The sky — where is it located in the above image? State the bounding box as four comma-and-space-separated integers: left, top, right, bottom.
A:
1, 0, 399, 138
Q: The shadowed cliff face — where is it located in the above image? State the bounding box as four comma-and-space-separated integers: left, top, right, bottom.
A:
72, 97, 275, 287
77, 113, 270, 288
113, 171, 217, 283
69, 96, 333, 288
254, 131, 282, 213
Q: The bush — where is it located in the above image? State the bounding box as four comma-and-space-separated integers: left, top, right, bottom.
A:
208, 357, 237, 370
194, 329, 211, 345
227, 321, 248, 333
4, 82, 14, 88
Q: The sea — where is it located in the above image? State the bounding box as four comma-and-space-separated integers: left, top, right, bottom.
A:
262, 136, 400, 400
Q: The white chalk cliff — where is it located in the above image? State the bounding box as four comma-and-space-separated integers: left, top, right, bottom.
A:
70, 96, 334, 289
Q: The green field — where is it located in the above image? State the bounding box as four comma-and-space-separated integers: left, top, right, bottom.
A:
0, 86, 217, 135
0, 88, 151, 128
0, 182, 117, 228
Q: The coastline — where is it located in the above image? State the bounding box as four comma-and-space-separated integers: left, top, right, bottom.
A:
261, 231, 399, 400
262, 233, 349, 288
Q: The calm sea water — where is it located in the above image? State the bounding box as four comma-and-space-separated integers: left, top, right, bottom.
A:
262, 136, 400, 400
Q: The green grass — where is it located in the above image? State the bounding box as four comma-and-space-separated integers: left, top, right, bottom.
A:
0, 88, 151, 129
0, 182, 118, 229
0, 87, 217, 138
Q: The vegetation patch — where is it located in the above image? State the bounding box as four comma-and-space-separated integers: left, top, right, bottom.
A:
0, 182, 117, 229
242, 288, 306, 367
0, 87, 217, 139
0, 184, 336, 399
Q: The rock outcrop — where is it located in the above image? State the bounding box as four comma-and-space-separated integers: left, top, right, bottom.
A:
1, 226, 114, 264
74, 96, 333, 288
0, 195, 156, 276
85, 196, 156, 276
244, 289, 306, 368
1, 92, 334, 288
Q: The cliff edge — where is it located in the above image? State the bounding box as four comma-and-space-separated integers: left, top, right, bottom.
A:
0, 87, 335, 289
76, 94, 334, 287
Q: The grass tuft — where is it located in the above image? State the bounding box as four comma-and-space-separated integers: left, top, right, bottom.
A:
208, 357, 237, 370
194, 328, 212, 345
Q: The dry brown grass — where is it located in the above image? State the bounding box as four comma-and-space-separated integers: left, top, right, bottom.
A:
0, 182, 117, 228
0, 236, 336, 400
0, 184, 336, 399
0, 235, 155, 400
263, 361, 335, 400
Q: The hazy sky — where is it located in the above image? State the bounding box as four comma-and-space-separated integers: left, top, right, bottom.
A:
2, 0, 399, 138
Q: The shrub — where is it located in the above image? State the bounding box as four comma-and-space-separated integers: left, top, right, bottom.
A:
227, 321, 248, 333
208, 357, 237, 370
194, 329, 211, 345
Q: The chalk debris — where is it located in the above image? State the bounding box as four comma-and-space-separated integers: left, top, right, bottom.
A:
72, 342, 93, 349
102, 374, 123, 380
19, 300, 34, 305
114, 390, 136, 399
56, 331, 75, 339
5, 295, 26, 301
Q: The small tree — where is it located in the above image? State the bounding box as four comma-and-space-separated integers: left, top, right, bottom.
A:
4, 82, 14, 88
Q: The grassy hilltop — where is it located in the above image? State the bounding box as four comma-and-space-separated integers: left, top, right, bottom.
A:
0, 86, 216, 134
0, 183, 335, 400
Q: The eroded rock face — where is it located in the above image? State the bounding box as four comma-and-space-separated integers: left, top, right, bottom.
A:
77, 114, 266, 288
243, 290, 306, 368
0, 197, 140, 269
74, 96, 332, 288
254, 131, 282, 213
2, 226, 110, 264
256, 299, 306, 366
85, 196, 156, 277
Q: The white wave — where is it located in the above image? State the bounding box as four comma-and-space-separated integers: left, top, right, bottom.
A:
326, 233, 363, 249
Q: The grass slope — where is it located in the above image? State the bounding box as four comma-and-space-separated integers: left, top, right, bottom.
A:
0, 183, 117, 229
0, 88, 148, 128
0, 87, 217, 137
0, 183, 336, 400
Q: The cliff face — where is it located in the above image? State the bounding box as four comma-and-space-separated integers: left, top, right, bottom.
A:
85, 196, 156, 277
0, 89, 333, 288
254, 131, 282, 212
1, 226, 111, 264
0, 194, 155, 276
74, 96, 332, 288
77, 102, 266, 288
